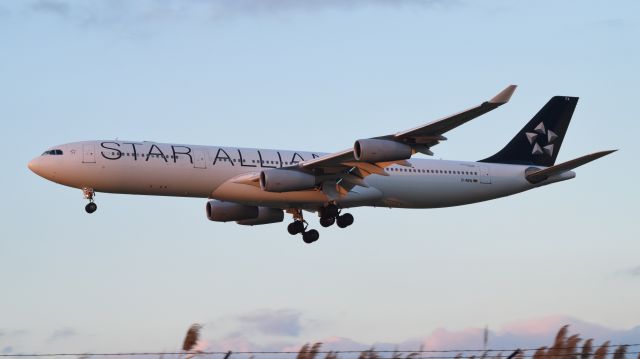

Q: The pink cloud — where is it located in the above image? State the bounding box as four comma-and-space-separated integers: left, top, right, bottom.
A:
199, 316, 640, 355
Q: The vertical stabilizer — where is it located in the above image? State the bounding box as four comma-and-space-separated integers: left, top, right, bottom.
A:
480, 96, 578, 167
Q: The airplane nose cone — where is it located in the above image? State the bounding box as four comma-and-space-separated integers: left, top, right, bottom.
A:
28, 157, 42, 175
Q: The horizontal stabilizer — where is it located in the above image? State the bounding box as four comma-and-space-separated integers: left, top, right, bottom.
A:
525, 150, 617, 184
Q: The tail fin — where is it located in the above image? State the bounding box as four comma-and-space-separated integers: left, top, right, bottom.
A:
480, 96, 578, 166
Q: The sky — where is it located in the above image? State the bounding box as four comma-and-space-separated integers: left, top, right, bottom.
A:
0, 0, 639, 355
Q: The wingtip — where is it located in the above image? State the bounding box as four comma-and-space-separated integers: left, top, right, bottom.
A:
489, 84, 518, 104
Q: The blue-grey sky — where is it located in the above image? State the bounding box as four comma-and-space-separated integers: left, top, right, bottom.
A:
1, 0, 639, 354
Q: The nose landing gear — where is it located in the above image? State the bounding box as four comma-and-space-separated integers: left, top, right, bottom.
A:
83, 187, 97, 214
85, 202, 97, 214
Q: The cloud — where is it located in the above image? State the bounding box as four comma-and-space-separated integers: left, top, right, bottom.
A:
48, 327, 77, 342
201, 315, 640, 355
0, 330, 29, 355
30, 0, 70, 17
22, 0, 455, 25
628, 265, 640, 276
0, 329, 28, 340
614, 265, 640, 278
393, 316, 640, 353
204, 0, 453, 15
237, 309, 304, 337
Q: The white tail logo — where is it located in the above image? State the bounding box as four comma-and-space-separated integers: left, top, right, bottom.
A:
525, 122, 558, 157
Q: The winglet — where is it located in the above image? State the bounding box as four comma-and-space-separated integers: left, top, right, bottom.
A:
489, 84, 517, 104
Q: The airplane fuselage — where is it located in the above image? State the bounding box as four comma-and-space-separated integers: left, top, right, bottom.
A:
28, 140, 574, 210
27, 87, 614, 243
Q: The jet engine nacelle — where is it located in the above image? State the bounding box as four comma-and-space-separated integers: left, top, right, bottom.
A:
237, 207, 284, 226
206, 200, 258, 222
260, 169, 316, 192
353, 139, 412, 162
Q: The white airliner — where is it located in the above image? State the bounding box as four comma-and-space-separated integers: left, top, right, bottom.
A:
28, 85, 614, 243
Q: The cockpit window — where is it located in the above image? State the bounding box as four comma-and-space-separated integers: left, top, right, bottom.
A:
42, 149, 63, 156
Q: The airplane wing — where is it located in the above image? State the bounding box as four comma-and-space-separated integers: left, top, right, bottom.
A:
301, 84, 516, 170
238, 85, 517, 196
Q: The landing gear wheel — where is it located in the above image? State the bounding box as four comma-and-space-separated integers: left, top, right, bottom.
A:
302, 229, 319, 243
287, 221, 305, 235
319, 216, 335, 227
336, 213, 354, 228
324, 204, 339, 218
85, 202, 97, 214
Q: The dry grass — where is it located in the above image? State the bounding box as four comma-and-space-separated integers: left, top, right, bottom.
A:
176, 324, 631, 359
182, 324, 202, 352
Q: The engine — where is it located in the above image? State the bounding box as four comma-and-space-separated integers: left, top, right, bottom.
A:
206, 200, 258, 222
237, 207, 284, 226
259, 169, 316, 192
353, 139, 412, 162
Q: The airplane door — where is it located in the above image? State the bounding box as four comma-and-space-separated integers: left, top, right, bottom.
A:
479, 165, 491, 184
193, 149, 207, 169
82, 143, 96, 163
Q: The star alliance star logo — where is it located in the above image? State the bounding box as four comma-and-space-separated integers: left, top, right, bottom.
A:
525, 122, 557, 156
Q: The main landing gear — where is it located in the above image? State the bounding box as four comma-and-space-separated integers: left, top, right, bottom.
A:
320, 203, 354, 229
83, 187, 97, 214
287, 209, 319, 244
287, 204, 355, 244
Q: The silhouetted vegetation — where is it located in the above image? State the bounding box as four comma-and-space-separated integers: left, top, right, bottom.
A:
182, 324, 202, 352
289, 325, 634, 359
173, 324, 635, 359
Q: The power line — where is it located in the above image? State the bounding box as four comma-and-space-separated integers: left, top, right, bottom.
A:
0, 345, 638, 358
3, 354, 639, 358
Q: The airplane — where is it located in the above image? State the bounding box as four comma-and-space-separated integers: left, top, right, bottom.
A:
28, 85, 615, 244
